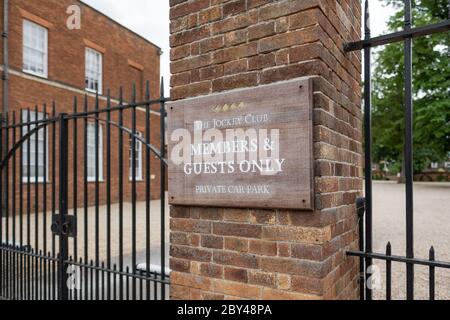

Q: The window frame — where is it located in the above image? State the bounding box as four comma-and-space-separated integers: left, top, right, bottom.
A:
21, 110, 49, 183
22, 19, 48, 78
85, 47, 103, 95
86, 122, 104, 182
129, 132, 143, 181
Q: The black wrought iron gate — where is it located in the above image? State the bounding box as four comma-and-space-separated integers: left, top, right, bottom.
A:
345, 1, 450, 300
0, 80, 169, 300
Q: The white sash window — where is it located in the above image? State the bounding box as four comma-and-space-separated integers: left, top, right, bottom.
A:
85, 48, 103, 94
87, 123, 104, 181
23, 20, 48, 78
129, 132, 143, 181
22, 110, 48, 182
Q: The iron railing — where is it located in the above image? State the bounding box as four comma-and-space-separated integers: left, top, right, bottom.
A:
345, 0, 450, 300
0, 79, 169, 300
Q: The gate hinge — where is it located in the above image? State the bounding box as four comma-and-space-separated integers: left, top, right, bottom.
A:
51, 214, 77, 238
356, 197, 365, 218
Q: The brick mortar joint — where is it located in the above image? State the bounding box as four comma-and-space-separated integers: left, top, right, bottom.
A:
171, 218, 338, 231
314, 126, 363, 147
314, 141, 363, 159
170, 3, 361, 71
312, 81, 362, 117
314, 123, 363, 142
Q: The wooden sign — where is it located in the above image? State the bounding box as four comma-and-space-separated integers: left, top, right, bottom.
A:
167, 78, 314, 210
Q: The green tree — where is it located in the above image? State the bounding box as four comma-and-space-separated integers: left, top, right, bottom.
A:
372, 0, 450, 175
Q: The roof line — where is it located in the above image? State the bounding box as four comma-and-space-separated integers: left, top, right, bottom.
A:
78, 0, 162, 51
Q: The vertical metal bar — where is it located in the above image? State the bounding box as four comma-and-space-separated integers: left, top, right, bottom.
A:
1, 249, 3, 299
0, 113, 2, 243
72, 97, 78, 287
52, 104, 57, 300
12, 112, 16, 299
113, 264, 117, 300
45, 252, 48, 300
386, 242, 392, 300
39, 250, 43, 300
49, 252, 53, 300
51, 104, 56, 258
30, 248, 34, 300
153, 272, 157, 300
79, 257, 83, 300
34, 106, 38, 299
0, 113, 3, 297
357, 198, 365, 300
19, 110, 23, 248
404, 0, 414, 301
126, 266, 130, 301
34, 107, 38, 255
363, 0, 373, 301
159, 78, 166, 300
6, 113, 10, 300
106, 89, 111, 300
83, 95, 88, 301
27, 109, 31, 300
4, 113, 9, 297
131, 83, 137, 300
15, 246, 19, 299
94, 92, 100, 300
145, 80, 151, 300
68, 256, 73, 301
139, 276, 143, 300
58, 113, 69, 301
101, 261, 105, 300
429, 247, 435, 300
3, 114, 8, 299
19, 110, 23, 299
3, 244, 5, 299
42, 104, 47, 300
12, 112, 16, 246
118, 87, 124, 300
89, 260, 93, 300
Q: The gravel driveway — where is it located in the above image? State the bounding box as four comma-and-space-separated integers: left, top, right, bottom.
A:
372, 181, 450, 300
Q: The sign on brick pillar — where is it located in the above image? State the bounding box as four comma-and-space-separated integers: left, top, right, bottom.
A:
168, 0, 362, 300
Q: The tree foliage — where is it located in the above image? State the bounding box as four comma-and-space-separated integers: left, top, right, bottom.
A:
371, 0, 450, 173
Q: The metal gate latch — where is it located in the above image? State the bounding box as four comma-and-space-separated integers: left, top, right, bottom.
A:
51, 215, 77, 238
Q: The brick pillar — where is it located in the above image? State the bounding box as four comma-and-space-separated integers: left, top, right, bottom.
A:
169, 0, 362, 300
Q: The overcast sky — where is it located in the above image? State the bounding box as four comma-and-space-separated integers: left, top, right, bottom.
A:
82, 0, 394, 92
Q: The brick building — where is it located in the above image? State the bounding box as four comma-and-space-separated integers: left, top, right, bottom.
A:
0, 0, 163, 212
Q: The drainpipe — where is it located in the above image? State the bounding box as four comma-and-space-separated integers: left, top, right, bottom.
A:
1, 0, 8, 217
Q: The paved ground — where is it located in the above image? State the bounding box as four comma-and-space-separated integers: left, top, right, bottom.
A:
4, 196, 170, 271
372, 181, 450, 300
2, 196, 170, 300
4, 183, 450, 300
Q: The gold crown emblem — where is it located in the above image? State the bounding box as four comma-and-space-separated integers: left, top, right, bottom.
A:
211, 102, 245, 113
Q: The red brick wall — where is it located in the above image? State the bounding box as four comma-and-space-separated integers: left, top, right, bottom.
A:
3, 76, 163, 213
1, 0, 161, 100
169, 0, 363, 300
0, 0, 164, 213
